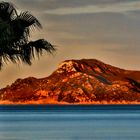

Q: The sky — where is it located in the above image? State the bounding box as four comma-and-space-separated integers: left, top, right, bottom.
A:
0, 0, 140, 88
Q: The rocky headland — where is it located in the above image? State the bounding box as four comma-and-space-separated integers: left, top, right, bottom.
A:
0, 59, 140, 104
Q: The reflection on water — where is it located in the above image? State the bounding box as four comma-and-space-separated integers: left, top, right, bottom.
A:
0, 105, 140, 140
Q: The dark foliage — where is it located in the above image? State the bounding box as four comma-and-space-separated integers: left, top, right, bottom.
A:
0, 1, 55, 69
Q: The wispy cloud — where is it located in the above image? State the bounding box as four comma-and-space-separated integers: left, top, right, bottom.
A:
0, 0, 140, 88
45, 1, 140, 15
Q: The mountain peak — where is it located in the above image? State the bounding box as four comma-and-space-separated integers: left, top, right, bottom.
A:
56, 59, 124, 76
57, 60, 78, 73
0, 59, 140, 104
56, 59, 105, 73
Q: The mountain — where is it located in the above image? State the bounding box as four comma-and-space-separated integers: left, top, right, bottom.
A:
0, 59, 140, 104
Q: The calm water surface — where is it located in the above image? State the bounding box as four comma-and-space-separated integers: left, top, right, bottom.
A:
0, 105, 140, 140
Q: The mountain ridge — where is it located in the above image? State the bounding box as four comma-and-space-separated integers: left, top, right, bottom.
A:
0, 59, 140, 104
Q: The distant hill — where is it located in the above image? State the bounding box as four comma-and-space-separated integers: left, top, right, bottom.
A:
0, 59, 140, 104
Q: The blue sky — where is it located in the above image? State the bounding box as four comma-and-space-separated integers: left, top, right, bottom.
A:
0, 0, 140, 87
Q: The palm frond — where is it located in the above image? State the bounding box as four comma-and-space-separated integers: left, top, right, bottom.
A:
0, 56, 3, 69
15, 11, 42, 29
0, 47, 23, 69
0, 2, 55, 69
29, 39, 55, 54
0, 2, 17, 21
0, 53, 10, 70
19, 39, 55, 65
0, 21, 15, 48
11, 11, 42, 43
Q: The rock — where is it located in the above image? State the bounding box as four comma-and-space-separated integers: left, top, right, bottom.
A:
0, 59, 140, 104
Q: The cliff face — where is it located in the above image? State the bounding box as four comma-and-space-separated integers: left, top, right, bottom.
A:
0, 59, 140, 104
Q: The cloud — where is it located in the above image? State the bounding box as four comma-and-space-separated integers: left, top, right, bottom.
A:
1, 0, 140, 88
41, 11, 140, 57
5, 0, 140, 12
45, 1, 140, 15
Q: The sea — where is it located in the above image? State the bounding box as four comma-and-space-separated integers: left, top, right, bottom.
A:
0, 105, 140, 140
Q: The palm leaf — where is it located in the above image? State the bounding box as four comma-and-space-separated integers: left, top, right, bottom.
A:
11, 11, 42, 45
19, 39, 55, 65
29, 39, 55, 54
0, 2, 55, 69
13, 11, 42, 29
0, 2, 17, 21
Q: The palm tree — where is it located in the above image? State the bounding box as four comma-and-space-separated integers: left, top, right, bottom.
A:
0, 1, 55, 69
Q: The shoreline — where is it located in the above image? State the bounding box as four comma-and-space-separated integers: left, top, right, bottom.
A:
1, 100, 140, 105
